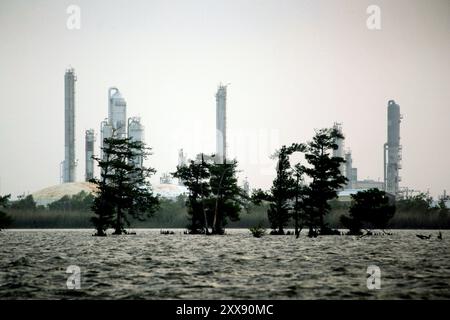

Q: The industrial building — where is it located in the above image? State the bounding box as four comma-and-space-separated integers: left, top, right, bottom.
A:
108, 87, 127, 137
337, 99, 402, 199
99, 87, 145, 168
215, 84, 228, 164
128, 117, 144, 168
85, 129, 95, 181
332, 122, 345, 178
384, 100, 402, 196
62, 68, 77, 183
344, 151, 357, 189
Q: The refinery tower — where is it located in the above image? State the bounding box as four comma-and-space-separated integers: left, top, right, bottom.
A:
63, 68, 77, 183
384, 100, 402, 196
101, 87, 127, 158
216, 84, 228, 164
85, 129, 95, 181
100, 87, 144, 166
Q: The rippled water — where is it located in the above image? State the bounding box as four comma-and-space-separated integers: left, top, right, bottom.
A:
0, 229, 449, 299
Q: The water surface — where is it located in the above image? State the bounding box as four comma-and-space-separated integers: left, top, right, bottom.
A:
0, 229, 449, 299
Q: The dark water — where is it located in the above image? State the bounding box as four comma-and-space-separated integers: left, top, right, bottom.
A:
0, 229, 449, 299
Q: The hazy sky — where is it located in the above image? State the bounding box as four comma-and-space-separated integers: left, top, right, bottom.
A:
0, 0, 449, 198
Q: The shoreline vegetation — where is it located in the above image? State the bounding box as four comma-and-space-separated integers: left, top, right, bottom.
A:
1, 127, 449, 233
4, 196, 450, 230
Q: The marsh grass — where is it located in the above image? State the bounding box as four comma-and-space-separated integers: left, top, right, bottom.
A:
5, 203, 450, 229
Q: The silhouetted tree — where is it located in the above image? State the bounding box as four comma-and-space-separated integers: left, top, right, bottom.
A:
209, 159, 248, 234
303, 128, 347, 236
173, 154, 211, 234
0, 194, 13, 230
292, 163, 307, 237
396, 192, 433, 213
91, 137, 159, 236
10, 194, 36, 211
253, 144, 304, 235
437, 198, 449, 220
48, 191, 94, 212
341, 188, 396, 235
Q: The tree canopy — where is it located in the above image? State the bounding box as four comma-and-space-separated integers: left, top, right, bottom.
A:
341, 188, 396, 235
91, 136, 159, 236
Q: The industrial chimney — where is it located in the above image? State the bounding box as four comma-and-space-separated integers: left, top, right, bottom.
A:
215, 84, 227, 164
384, 100, 402, 196
63, 68, 77, 183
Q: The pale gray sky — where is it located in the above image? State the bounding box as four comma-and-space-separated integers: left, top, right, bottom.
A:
0, 0, 449, 198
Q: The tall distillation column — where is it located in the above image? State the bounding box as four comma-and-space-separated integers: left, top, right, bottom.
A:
63, 68, 77, 183
108, 87, 127, 138
215, 84, 227, 164
384, 100, 402, 195
332, 122, 345, 177
85, 129, 95, 181
127, 117, 144, 168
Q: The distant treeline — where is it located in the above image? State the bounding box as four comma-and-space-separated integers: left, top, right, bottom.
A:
4, 191, 450, 229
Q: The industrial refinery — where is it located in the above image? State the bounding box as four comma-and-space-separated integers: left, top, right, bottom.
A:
61, 70, 146, 187
331, 100, 402, 197
57, 66, 405, 203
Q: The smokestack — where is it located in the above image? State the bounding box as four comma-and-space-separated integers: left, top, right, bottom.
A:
332, 122, 345, 177
384, 100, 402, 195
63, 68, 76, 183
215, 84, 227, 164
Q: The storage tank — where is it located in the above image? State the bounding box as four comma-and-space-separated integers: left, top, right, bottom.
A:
108, 87, 127, 138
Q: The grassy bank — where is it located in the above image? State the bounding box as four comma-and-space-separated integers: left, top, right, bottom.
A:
5, 201, 450, 229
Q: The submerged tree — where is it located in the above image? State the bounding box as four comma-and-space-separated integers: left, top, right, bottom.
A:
173, 154, 211, 234
292, 163, 307, 238
341, 188, 396, 235
0, 195, 13, 231
91, 137, 159, 236
209, 159, 248, 235
253, 144, 304, 235
303, 128, 347, 236
173, 154, 248, 235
